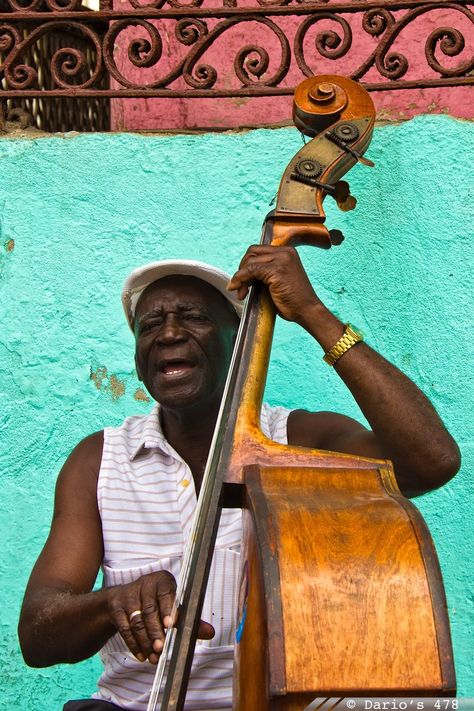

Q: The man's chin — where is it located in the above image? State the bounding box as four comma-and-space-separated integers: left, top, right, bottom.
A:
144, 370, 200, 404
156, 386, 225, 416
150, 383, 209, 411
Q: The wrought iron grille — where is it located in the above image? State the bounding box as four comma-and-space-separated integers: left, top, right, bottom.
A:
1, 0, 473, 129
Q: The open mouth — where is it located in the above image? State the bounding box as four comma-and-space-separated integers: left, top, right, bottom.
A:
159, 359, 196, 377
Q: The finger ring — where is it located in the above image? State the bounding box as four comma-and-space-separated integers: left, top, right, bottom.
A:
129, 610, 142, 622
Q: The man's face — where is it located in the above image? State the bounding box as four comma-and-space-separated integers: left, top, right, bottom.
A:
134, 275, 239, 411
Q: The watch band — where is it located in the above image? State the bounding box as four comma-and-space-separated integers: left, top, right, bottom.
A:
323, 324, 363, 366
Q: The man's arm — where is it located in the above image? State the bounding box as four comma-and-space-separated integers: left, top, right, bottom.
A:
18, 432, 209, 667
18, 431, 112, 665
228, 245, 461, 497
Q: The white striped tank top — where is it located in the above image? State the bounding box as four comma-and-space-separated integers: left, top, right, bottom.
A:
94, 403, 291, 711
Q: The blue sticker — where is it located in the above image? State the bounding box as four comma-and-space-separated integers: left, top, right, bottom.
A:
236, 560, 249, 644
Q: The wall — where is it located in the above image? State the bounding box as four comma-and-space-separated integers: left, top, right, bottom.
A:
0, 116, 473, 709
110, 5, 474, 129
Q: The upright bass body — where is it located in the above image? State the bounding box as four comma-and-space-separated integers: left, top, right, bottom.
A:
234, 463, 455, 708
230, 77, 455, 708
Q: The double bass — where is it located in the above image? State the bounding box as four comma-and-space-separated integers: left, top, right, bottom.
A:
148, 75, 455, 711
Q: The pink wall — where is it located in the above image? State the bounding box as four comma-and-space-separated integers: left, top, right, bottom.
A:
110, 4, 473, 130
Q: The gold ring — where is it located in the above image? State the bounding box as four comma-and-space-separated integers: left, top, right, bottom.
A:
129, 610, 142, 622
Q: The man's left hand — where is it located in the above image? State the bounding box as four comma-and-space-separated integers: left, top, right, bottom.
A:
227, 245, 319, 324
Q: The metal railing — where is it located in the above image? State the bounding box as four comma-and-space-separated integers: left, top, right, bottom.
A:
1, 0, 473, 130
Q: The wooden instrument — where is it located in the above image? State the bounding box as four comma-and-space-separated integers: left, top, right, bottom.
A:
149, 75, 455, 711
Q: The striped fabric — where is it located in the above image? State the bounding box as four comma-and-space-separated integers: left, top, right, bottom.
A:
94, 403, 290, 711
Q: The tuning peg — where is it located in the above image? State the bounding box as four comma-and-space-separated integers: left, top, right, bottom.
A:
329, 229, 345, 246
338, 196, 357, 212
358, 155, 375, 168
331, 181, 357, 212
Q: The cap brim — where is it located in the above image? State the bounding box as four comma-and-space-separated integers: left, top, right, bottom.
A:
122, 259, 243, 331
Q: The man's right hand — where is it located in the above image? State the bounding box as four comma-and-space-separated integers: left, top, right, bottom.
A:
107, 571, 215, 664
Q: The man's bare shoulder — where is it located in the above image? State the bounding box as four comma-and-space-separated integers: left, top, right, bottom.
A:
70, 430, 103, 456
287, 408, 383, 460
61, 430, 104, 471
54, 431, 104, 508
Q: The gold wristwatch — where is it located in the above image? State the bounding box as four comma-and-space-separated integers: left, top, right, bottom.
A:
323, 324, 363, 366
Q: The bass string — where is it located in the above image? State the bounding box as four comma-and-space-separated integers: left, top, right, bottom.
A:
146, 276, 260, 711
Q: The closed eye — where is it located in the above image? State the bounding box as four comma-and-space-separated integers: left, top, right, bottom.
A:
140, 319, 163, 332
174, 300, 210, 321
183, 313, 208, 323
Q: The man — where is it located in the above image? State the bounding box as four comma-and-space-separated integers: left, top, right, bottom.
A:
18, 246, 460, 710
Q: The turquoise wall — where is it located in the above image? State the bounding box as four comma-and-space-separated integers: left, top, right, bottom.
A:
1, 116, 473, 709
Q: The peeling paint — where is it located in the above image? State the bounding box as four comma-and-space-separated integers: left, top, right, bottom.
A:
90, 365, 108, 391
90, 366, 125, 400
5, 238, 14, 252
230, 96, 250, 108
134, 387, 150, 402
108, 374, 125, 401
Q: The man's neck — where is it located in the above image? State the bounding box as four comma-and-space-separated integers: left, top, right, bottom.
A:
159, 401, 221, 494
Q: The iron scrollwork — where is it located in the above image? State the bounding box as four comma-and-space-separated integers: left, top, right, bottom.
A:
1, 1, 473, 99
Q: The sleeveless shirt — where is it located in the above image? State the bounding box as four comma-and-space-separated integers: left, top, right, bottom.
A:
93, 403, 291, 710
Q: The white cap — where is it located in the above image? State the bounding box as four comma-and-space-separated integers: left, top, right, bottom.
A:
122, 259, 243, 331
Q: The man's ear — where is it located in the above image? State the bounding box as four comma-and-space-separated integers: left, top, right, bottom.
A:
135, 352, 143, 382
